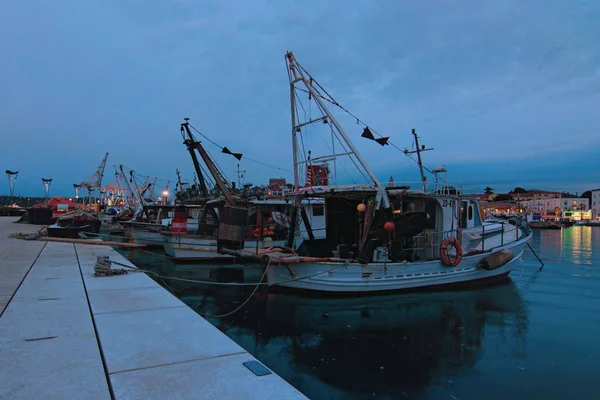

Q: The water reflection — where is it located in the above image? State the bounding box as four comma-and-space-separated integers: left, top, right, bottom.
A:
530, 227, 595, 265
185, 282, 526, 398
116, 229, 600, 399
120, 247, 530, 399
563, 227, 593, 264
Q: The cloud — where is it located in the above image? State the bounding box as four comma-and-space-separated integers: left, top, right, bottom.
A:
0, 0, 598, 196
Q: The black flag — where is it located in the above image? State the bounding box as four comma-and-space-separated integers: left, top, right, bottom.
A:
375, 137, 389, 146
222, 146, 243, 161
361, 127, 375, 140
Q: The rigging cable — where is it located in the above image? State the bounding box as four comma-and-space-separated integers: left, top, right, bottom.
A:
189, 123, 289, 173
292, 78, 437, 176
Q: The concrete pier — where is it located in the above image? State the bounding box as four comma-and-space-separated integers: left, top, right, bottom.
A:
0, 217, 307, 399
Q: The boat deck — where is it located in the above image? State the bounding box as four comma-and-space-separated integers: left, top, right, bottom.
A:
0, 217, 306, 399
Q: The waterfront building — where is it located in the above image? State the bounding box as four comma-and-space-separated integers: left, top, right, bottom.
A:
592, 190, 600, 219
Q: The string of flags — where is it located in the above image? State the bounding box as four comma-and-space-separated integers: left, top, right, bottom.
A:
361, 127, 389, 146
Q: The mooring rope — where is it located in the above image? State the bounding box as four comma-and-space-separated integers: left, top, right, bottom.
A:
195, 259, 272, 318
98, 256, 348, 287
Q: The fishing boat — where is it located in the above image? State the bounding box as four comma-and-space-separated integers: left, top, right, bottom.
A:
257, 52, 533, 293
162, 198, 295, 260
159, 120, 302, 260
529, 220, 562, 229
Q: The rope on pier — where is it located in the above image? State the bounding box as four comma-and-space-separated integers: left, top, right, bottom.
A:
10, 232, 42, 240
10, 226, 48, 240
93, 255, 273, 317
93, 256, 129, 277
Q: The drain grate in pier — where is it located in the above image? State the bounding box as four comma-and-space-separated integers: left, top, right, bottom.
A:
242, 360, 272, 376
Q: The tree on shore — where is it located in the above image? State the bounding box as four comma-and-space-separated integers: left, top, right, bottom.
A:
484, 186, 494, 195
493, 194, 513, 202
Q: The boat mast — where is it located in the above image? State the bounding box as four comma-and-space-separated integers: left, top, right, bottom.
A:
285, 51, 390, 208
287, 55, 300, 192
180, 118, 210, 199
119, 165, 149, 218
181, 120, 235, 206
149, 177, 158, 200
175, 169, 186, 196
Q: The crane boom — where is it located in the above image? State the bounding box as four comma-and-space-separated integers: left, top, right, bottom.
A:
181, 121, 235, 206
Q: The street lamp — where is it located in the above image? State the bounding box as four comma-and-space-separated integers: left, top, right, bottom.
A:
163, 190, 168, 203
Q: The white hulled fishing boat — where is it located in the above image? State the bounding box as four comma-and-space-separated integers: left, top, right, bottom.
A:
258, 52, 533, 293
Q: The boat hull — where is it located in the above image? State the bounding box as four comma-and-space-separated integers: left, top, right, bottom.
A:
266, 234, 531, 293
163, 236, 287, 261
131, 230, 168, 247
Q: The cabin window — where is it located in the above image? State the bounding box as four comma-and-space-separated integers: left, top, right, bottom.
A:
472, 203, 482, 226
468, 205, 473, 221
312, 204, 324, 216
460, 201, 468, 228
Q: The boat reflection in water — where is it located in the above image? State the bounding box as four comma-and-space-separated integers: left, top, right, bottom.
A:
175, 273, 528, 399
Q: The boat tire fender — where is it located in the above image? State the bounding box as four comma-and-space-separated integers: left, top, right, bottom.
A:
479, 248, 514, 270
440, 237, 462, 267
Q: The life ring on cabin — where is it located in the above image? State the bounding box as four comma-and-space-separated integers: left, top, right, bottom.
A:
440, 237, 463, 267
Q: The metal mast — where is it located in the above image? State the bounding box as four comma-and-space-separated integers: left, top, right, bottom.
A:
120, 165, 148, 218
181, 120, 235, 206
285, 51, 390, 208
180, 119, 210, 200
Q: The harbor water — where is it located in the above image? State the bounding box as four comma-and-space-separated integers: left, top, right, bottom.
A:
117, 227, 600, 399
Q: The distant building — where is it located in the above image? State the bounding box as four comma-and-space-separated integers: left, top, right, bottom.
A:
521, 197, 589, 217
505, 189, 563, 201
592, 190, 600, 219
268, 178, 287, 191
526, 190, 562, 200
562, 209, 593, 222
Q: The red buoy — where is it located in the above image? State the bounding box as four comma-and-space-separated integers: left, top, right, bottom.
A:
357, 203, 366, 213
384, 221, 395, 232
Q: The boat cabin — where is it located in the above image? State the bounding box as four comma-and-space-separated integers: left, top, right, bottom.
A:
292, 188, 486, 263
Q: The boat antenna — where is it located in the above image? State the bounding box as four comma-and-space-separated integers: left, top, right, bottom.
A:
403, 129, 433, 192
236, 163, 246, 190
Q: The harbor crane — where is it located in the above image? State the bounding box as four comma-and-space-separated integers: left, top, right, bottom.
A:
78, 153, 109, 208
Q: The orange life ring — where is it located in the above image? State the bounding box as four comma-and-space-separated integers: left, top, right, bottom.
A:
440, 237, 462, 267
